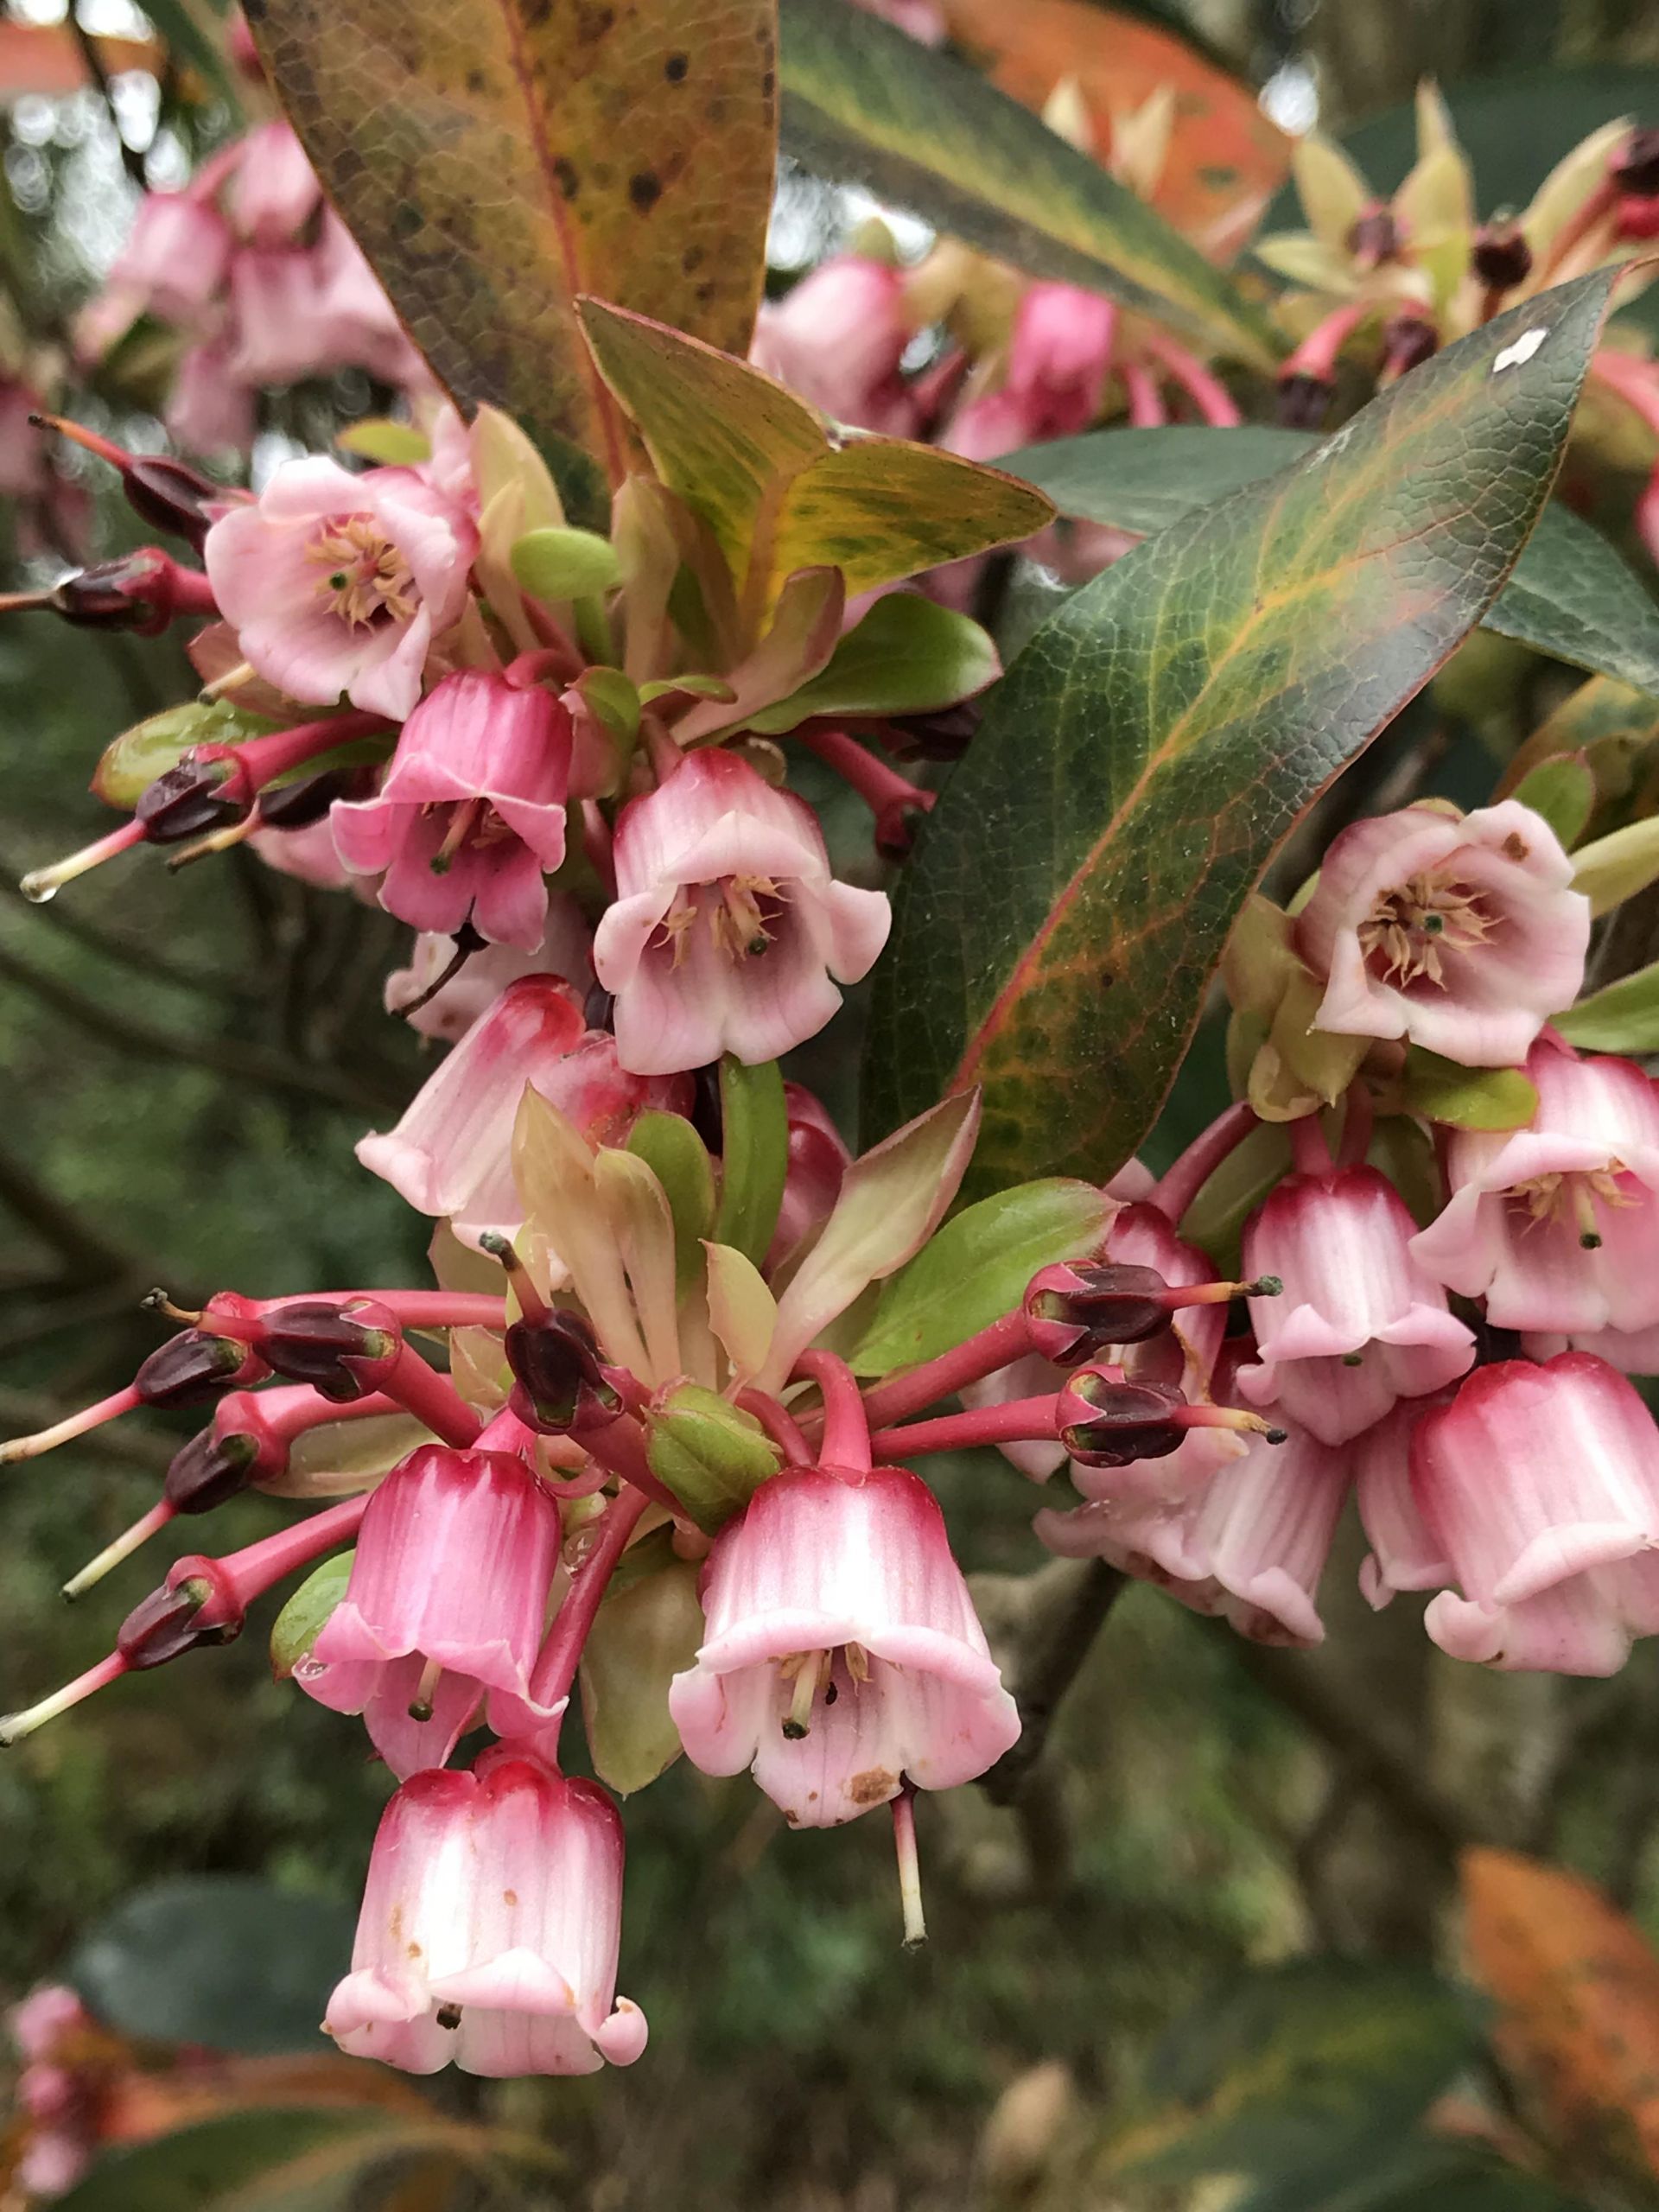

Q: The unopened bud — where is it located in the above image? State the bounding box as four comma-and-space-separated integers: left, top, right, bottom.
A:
1347, 206, 1400, 268
880, 701, 981, 763
135, 1328, 263, 1410
1026, 1262, 1276, 1364
30, 416, 226, 549
116, 1571, 227, 1669
254, 765, 367, 832
1614, 127, 1659, 200
47, 549, 214, 636
1471, 220, 1533, 290
1057, 1366, 1187, 1466
253, 1300, 397, 1400
1276, 372, 1332, 430
505, 1310, 621, 1433
1380, 313, 1437, 378
164, 1426, 260, 1514
135, 757, 245, 844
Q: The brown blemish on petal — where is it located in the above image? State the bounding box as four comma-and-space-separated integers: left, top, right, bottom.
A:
849, 1767, 899, 1806
1503, 832, 1529, 861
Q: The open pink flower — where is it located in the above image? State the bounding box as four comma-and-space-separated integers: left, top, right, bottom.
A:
105, 190, 232, 325
1413, 1353, 1659, 1674
326, 1745, 646, 2075
203, 454, 477, 721
594, 749, 891, 1075
1004, 283, 1117, 440
384, 898, 594, 1043
1294, 800, 1588, 1066
1354, 1397, 1452, 1609
357, 975, 679, 1244
1036, 1414, 1347, 1648
1238, 1166, 1474, 1446
333, 671, 571, 949
226, 120, 321, 245
1410, 1041, 1659, 1337
296, 1444, 562, 1777
750, 256, 918, 435
670, 1464, 1020, 1826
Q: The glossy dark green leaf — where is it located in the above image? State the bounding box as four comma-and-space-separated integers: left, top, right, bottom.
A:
1004, 426, 1659, 697
713, 1054, 788, 1267
849, 1178, 1109, 1376
746, 594, 999, 734
863, 276, 1615, 1191
70, 1877, 354, 2055
54, 2110, 399, 2212
778, 0, 1279, 368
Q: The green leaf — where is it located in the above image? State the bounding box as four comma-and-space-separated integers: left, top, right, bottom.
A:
1571, 814, 1659, 916
862, 276, 1617, 1193
245, 0, 779, 527
627, 1110, 717, 1294
1112, 1959, 1477, 2190
92, 699, 282, 808
1511, 753, 1596, 849
577, 299, 1052, 626
1554, 959, 1659, 1052
270, 1551, 355, 1679
778, 0, 1279, 369
850, 1179, 1109, 1376
54, 2109, 404, 2212
1003, 426, 1659, 698
747, 594, 1000, 735
1402, 1048, 1539, 1130
511, 525, 623, 601
581, 1553, 706, 1793
334, 418, 431, 466
713, 1055, 789, 1268
69, 1877, 355, 2055
645, 1382, 780, 1535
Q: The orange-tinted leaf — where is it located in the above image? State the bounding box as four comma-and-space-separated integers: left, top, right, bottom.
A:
940, 0, 1291, 259
245, 0, 778, 527
1462, 1846, 1659, 2179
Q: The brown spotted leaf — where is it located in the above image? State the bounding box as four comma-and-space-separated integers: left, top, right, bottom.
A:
861, 275, 1616, 1192
244, 0, 778, 528
1463, 1847, 1659, 2182
578, 298, 1052, 626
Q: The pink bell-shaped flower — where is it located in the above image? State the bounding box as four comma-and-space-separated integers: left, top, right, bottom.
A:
1294, 800, 1588, 1066
226, 120, 323, 246
203, 454, 477, 721
325, 1745, 646, 2075
356, 975, 678, 1245
296, 1445, 563, 1777
594, 749, 891, 1075
1409, 1041, 1659, 1338
1238, 1165, 1474, 1446
106, 190, 232, 326
750, 255, 918, 435
1354, 1397, 1452, 1610
1037, 1410, 1347, 1647
1412, 1352, 1659, 1675
333, 671, 572, 949
669, 1464, 1020, 1826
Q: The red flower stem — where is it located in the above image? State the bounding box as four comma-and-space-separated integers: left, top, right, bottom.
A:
162, 563, 219, 614
252, 1386, 405, 1448
530, 1485, 652, 1715
851, 1310, 1038, 1436
1122, 361, 1166, 426
374, 1343, 483, 1449
1148, 1101, 1261, 1226
573, 1408, 682, 1515
1282, 301, 1370, 382
1138, 332, 1241, 427
795, 727, 936, 823
1337, 1081, 1375, 1170
868, 1395, 1060, 1460
0, 1383, 141, 1465
215, 1494, 371, 1609
795, 1349, 872, 1471
208, 711, 390, 804
210, 1292, 507, 1335
737, 1388, 811, 1466
1288, 1113, 1335, 1178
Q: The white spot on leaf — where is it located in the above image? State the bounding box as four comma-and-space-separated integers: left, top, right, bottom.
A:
1492, 327, 1548, 374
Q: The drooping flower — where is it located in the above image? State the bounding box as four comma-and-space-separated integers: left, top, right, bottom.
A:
102, 190, 232, 327
333, 671, 571, 948
203, 454, 477, 721
1353, 1396, 1452, 1609
1294, 800, 1589, 1065
225, 119, 321, 246
669, 1464, 1020, 1826
1036, 1413, 1347, 1647
383, 897, 594, 1043
296, 1444, 562, 1777
1412, 1352, 1659, 1674
750, 256, 918, 434
325, 1745, 647, 2075
594, 749, 891, 1076
1237, 1165, 1474, 1446
1409, 1040, 1659, 1338
356, 975, 677, 1245
767, 1083, 852, 1268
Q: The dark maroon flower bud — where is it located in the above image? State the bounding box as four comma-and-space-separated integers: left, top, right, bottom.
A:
119, 456, 223, 551
505, 1309, 622, 1433
582, 981, 617, 1034
255, 764, 371, 832
135, 756, 246, 844
1346, 206, 1400, 268
253, 1300, 397, 1400
1275, 372, 1333, 430
47, 548, 217, 636
163, 1426, 261, 1514
135, 1328, 264, 1410
1057, 1366, 1189, 1465
1471, 221, 1533, 291
1027, 1262, 1181, 1360
879, 701, 981, 763
1614, 127, 1659, 199
116, 1570, 238, 1669
1380, 313, 1438, 378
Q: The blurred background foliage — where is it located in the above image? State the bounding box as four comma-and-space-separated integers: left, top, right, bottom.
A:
4, 0, 1659, 2207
